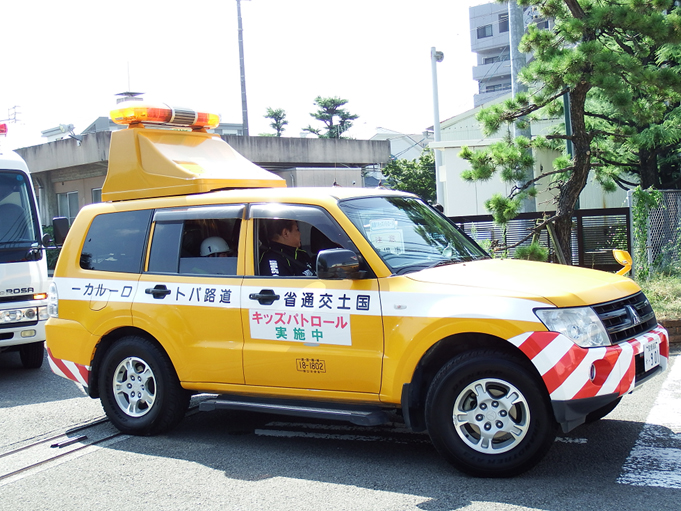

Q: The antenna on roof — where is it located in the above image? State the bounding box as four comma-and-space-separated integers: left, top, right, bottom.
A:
115, 92, 144, 104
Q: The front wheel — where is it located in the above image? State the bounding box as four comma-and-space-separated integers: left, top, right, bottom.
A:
425, 350, 556, 477
20, 342, 44, 369
99, 336, 190, 435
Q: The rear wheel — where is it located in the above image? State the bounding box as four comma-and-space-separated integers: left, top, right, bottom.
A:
99, 336, 190, 435
20, 342, 44, 369
425, 350, 556, 477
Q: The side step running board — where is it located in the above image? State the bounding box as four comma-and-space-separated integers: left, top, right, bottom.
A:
199, 395, 391, 426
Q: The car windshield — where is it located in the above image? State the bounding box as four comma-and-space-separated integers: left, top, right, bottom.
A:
339, 196, 488, 274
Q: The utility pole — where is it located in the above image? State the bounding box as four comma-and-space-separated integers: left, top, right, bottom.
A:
508, 0, 535, 212
236, 0, 250, 136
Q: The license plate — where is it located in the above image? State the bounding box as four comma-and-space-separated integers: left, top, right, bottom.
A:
644, 340, 660, 372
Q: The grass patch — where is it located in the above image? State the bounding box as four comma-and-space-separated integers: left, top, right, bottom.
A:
636, 274, 681, 321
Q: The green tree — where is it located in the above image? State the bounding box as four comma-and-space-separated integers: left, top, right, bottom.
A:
303, 96, 359, 138
264, 107, 288, 137
460, 0, 681, 263
382, 149, 436, 203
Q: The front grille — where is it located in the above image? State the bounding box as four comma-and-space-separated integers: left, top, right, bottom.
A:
592, 292, 657, 344
0, 294, 34, 304
0, 320, 38, 330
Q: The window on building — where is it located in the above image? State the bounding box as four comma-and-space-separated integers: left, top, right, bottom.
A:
485, 83, 512, 93
57, 191, 79, 225
477, 24, 493, 39
91, 188, 102, 204
483, 53, 510, 65
536, 20, 550, 30
499, 13, 509, 33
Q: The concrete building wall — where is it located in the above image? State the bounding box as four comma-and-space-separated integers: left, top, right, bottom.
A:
434, 93, 628, 216
274, 168, 362, 188
16, 132, 390, 226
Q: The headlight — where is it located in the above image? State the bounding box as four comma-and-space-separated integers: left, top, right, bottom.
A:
535, 307, 610, 348
48, 281, 59, 318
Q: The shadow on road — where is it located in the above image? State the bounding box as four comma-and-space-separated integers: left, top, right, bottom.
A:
101, 406, 680, 511
0, 348, 87, 408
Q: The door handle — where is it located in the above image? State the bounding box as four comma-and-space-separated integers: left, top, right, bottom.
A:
145, 285, 171, 299
248, 289, 280, 305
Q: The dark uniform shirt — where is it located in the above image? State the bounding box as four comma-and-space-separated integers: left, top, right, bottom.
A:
259, 241, 316, 277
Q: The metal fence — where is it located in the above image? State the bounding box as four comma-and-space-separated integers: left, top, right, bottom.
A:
449, 208, 630, 272
641, 190, 681, 273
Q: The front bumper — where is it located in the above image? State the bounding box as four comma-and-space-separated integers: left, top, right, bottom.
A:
510, 325, 669, 431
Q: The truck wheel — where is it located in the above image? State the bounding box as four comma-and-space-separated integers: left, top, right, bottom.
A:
20, 342, 44, 369
585, 397, 622, 423
425, 351, 555, 477
99, 336, 190, 435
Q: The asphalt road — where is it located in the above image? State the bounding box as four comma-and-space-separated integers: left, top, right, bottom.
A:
0, 347, 679, 511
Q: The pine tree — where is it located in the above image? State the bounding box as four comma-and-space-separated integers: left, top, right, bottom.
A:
264, 108, 288, 137
461, 0, 681, 263
303, 97, 359, 139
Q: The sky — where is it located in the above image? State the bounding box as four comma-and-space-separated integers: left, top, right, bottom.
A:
0, 0, 489, 151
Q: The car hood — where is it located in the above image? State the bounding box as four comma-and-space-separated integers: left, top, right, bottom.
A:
407, 258, 640, 307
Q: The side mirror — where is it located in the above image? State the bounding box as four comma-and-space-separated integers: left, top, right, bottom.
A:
613, 249, 632, 276
52, 217, 70, 247
316, 249, 362, 280
41, 232, 53, 247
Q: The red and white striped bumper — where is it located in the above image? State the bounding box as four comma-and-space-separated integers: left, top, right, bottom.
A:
510, 325, 669, 401
47, 347, 91, 387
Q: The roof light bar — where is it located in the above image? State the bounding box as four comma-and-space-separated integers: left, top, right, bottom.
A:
110, 102, 220, 129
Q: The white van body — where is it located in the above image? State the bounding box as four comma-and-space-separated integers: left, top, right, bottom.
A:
0, 148, 48, 368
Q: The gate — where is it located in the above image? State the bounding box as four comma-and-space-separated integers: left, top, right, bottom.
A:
449, 208, 631, 272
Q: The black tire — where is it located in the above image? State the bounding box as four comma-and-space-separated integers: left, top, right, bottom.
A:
20, 342, 44, 369
425, 350, 556, 477
99, 335, 190, 435
585, 397, 622, 423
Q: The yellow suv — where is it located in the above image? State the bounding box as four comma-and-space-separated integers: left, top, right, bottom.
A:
46, 103, 669, 477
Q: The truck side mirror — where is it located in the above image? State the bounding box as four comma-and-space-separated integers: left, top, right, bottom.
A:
316, 249, 362, 280
52, 217, 70, 247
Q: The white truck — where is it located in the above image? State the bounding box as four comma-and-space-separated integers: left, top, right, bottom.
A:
0, 125, 49, 368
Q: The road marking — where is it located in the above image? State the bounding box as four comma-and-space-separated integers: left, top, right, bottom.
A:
555, 437, 587, 444
618, 355, 681, 488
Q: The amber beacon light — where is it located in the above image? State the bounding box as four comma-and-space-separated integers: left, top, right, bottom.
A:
110, 102, 221, 129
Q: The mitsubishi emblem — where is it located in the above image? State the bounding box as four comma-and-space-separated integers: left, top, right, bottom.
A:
626, 305, 641, 325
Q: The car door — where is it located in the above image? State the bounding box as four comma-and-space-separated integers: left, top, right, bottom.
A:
133, 205, 245, 385
241, 203, 384, 394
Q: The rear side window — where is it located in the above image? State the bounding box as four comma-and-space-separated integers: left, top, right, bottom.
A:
80, 210, 152, 273
148, 205, 244, 276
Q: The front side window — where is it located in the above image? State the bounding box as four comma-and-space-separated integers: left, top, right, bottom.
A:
339, 196, 488, 275
250, 203, 362, 277
80, 210, 152, 273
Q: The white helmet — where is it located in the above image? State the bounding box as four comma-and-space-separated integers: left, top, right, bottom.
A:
200, 236, 229, 256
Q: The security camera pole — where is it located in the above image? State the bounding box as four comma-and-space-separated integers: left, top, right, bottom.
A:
431, 47, 444, 207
